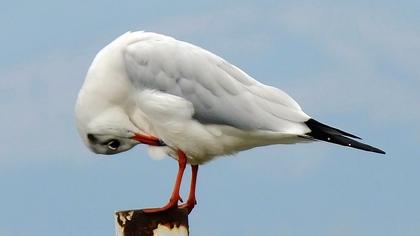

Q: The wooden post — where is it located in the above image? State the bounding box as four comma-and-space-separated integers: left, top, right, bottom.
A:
115, 208, 189, 236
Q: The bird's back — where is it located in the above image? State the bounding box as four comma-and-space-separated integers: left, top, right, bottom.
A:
121, 31, 311, 135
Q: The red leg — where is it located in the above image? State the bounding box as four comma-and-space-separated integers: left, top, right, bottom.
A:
143, 150, 187, 213
180, 164, 199, 213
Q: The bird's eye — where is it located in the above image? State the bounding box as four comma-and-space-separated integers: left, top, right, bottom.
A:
107, 139, 120, 151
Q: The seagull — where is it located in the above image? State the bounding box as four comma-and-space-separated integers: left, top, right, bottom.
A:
75, 31, 385, 213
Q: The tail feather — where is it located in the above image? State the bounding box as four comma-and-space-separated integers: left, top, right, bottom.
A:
304, 118, 385, 154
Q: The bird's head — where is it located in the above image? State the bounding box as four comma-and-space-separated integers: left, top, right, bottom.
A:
75, 105, 140, 155
75, 100, 166, 155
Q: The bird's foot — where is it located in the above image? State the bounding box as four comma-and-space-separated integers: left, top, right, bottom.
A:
142, 195, 183, 213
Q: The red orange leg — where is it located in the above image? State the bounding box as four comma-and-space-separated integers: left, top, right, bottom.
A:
180, 164, 199, 213
143, 150, 187, 213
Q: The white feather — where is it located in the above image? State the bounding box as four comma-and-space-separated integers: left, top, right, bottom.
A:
75, 31, 313, 165
148, 146, 169, 160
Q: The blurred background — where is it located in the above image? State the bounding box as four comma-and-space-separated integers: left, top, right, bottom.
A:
1, 1, 419, 235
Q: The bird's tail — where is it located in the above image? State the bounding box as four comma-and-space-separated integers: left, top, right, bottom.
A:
303, 118, 385, 154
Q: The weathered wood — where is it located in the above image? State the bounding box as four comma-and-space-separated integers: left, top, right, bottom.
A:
115, 208, 189, 236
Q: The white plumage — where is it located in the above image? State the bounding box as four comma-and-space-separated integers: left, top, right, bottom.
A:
76, 31, 386, 164
75, 31, 318, 165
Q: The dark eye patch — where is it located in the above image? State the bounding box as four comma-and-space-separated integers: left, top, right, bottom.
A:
87, 133, 97, 143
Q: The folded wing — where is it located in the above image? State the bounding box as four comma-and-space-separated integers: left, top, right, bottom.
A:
123, 32, 310, 134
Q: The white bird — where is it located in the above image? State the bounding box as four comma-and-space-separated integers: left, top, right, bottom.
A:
75, 31, 385, 213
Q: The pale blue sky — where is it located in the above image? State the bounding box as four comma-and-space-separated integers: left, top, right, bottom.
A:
1, 1, 420, 235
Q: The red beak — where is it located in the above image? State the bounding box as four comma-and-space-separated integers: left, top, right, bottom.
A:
131, 133, 166, 146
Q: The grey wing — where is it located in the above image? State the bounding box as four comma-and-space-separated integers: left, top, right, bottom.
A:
123, 34, 310, 133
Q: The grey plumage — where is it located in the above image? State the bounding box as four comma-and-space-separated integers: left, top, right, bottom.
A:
123, 33, 309, 133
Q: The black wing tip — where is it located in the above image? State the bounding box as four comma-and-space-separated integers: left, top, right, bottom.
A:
305, 118, 362, 139
305, 118, 386, 155
370, 147, 386, 155
350, 144, 386, 155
